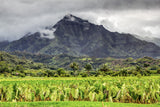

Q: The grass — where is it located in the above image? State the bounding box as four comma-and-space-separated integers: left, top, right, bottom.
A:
0, 101, 159, 107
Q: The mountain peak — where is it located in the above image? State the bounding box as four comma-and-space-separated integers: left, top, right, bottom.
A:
63, 14, 76, 21
53, 14, 90, 30
62, 14, 89, 23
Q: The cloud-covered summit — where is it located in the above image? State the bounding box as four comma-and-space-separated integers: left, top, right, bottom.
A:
0, 0, 160, 41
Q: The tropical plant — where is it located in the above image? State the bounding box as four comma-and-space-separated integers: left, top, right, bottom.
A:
70, 62, 79, 76
0, 77, 159, 103
84, 63, 92, 75
57, 68, 65, 76
99, 64, 110, 74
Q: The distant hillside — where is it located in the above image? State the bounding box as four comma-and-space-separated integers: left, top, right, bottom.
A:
1, 14, 160, 58
0, 51, 46, 70
11, 51, 160, 71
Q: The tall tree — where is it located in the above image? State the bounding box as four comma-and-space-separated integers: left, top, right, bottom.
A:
84, 63, 92, 75
70, 62, 79, 76
57, 68, 65, 76
99, 64, 110, 74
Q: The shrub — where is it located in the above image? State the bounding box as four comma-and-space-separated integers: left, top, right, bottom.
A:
99, 64, 110, 73
16, 65, 24, 73
157, 69, 160, 74
137, 74, 142, 78
54, 74, 59, 77
37, 72, 46, 77
57, 68, 65, 76
45, 70, 55, 77
84, 63, 92, 75
150, 66, 158, 70
65, 74, 70, 77
81, 73, 88, 77
144, 63, 150, 67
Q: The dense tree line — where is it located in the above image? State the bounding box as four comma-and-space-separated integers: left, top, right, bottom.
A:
1, 51, 160, 77
0, 61, 159, 77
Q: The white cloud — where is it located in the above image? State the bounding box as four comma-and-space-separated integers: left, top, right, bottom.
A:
143, 26, 160, 37
0, 0, 160, 41
75, 9, 160, 38
39, 28, 56, 39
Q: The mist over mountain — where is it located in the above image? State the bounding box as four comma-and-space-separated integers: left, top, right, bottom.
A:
150, 38, 160, 47
135, 35, 160, 47
0, 14, 160, 58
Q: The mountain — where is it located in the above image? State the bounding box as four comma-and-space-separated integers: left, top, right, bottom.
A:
133, 35, 160, 47
150, 38, 160, 47
142, 37, 160, 47
0, 41, 9, 50
1, 14, 160, 58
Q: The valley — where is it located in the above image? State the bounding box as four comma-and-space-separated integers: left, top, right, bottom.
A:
0, 14, 160, 107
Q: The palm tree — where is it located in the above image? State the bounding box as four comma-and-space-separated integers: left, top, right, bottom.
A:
70, 62, 79, 76
99, 64, 110, 74
84, 63, 92, 75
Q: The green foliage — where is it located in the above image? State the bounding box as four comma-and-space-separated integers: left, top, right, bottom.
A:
0, 101, 159, 107
57, 68, 65, 76
70, 62, 79, 76
45, 70, 55, 77
0, 51, 160, 77
144, 63, 150, 67
36, 72, 47, 77
0, 77, 159, 104
0, 61, 10, 73
54, 74, 59, 77
99, 64, 110, 74
16, 65, 24, 73
136, 74, 142, 78
70, 62, 79, 72
136, 66, 142, 72
81, 73, 88, 77
84, 63, 92, 75
119, 69, 128, 76
150, 65, 158, 70
157, 69, 160, 74
30, 63, 43, 69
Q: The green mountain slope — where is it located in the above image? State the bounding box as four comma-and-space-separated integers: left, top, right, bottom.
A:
11, 51, 160, 71
1, 14, 160, 58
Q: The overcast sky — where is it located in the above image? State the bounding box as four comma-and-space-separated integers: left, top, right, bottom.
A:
0, 0, 160, 41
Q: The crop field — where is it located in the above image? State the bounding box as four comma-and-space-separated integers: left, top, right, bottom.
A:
0, 76, 160, 107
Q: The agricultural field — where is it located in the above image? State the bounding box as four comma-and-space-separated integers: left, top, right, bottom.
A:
0, 76, 160, 107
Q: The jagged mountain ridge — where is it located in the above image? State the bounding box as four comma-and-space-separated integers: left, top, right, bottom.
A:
1, 14, 160, 58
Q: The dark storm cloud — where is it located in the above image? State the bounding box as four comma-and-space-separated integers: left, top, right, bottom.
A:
100, 0, 160, 10
0, 0, 160, 41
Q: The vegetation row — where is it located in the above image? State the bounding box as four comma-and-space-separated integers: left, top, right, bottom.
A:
0, 78, 160, 104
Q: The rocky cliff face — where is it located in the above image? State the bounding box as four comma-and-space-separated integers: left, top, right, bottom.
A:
1, 14, 160, 58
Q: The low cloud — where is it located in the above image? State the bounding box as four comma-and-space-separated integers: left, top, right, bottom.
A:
0, 0, 160, 41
